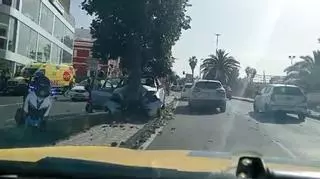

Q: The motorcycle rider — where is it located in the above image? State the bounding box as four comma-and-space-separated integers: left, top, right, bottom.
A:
23, 71, 52, 123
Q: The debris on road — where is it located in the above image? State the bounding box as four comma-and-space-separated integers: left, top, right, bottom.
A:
56, 123, 144, 146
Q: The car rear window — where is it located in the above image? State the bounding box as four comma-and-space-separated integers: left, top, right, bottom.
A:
185, 84, 193, 88
273, 86, 303, 96
195, 81, 221, 89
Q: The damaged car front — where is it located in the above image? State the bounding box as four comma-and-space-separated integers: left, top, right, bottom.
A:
105, 77, 165, 118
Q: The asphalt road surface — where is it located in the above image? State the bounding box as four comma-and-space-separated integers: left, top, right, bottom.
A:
0, 96, 86, 126
148, 99, 320, 161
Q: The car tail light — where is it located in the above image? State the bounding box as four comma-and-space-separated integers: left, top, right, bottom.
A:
271, 94, 275, 101
217, 89, 225, 94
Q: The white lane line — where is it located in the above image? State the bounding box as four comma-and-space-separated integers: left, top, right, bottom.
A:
0, 103, 22, 107
141, 99, 180, 150
140, 126, 165, 150
272, 139, 297, 159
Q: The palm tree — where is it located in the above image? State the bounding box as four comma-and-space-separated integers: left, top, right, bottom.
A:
284, 50, 320, 89
201, 49, 240, 84
245, 66, 257, 82
188, 56, 197, 78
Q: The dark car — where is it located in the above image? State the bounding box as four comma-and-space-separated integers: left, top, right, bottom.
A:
6, 77, 29, 95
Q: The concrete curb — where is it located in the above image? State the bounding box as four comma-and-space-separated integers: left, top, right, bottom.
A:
232, 96, 320, 120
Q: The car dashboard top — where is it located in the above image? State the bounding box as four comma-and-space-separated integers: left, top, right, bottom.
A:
0, 156, 320, 179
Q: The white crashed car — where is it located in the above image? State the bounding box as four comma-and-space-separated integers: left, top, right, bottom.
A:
90, 76, 165, 117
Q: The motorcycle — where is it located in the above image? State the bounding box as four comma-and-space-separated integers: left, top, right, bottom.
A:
15, 83, 52, 131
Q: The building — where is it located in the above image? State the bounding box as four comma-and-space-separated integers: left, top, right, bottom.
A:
73, 28, 121, 81
0, 0, 75, 75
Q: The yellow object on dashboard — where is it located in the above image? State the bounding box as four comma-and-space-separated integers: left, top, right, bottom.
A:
21, 62, 75, 88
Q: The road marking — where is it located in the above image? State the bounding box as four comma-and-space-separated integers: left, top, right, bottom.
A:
140, 126, 164, 150
272, 139, 297, 159
141, 98, 179, 150
0, 103, 22, 107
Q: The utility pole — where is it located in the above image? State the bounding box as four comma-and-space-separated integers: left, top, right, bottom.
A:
215, 33, 221, 52
288, 55, 296, 65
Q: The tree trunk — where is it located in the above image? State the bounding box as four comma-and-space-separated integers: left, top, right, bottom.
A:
125, 35, 142, 112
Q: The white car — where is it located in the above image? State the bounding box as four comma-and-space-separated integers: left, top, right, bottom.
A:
253, 84, 308, 120
68, 85, 90, 101
181, 83, 193, 99
188, 80, 227, 112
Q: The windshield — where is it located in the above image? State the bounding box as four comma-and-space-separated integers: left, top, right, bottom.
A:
2, 0, 320, 173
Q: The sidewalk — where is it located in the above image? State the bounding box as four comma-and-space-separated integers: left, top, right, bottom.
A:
232, 96, 320, 120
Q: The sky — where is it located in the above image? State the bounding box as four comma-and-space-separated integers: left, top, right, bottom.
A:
70, 0, 320, 77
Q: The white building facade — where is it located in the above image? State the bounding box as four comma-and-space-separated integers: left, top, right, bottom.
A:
0, 0, 75, 75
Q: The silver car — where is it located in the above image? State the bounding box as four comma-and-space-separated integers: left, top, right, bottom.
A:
188, 80, 227, 112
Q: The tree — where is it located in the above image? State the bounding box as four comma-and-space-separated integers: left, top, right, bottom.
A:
201, 49, 240, 84
81, 0, 191, 106
284, 50, 320, 90
245, 66, 257, 81
188, 56, 197, 78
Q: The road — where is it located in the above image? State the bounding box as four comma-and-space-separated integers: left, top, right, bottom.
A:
0, 96, 86, 126
148, 99, 320, 161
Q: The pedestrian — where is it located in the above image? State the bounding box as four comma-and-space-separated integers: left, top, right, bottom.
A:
3, 68, 10, 90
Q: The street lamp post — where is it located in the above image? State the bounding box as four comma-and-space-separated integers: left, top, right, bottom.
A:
215, 33, 221, 51
288, 55, 296, 65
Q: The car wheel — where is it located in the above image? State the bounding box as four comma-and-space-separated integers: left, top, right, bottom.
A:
188, 103, 194, 113
85, 103, 93, 113
298, 113, 306, 120
220, 102, 226, 113
253, 102, 258, 113
264, 104, 272, 116
39, 120, 47, 132
14, 108, 25, 127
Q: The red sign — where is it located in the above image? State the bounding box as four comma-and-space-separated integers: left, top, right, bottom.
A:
63, 71, 71, 81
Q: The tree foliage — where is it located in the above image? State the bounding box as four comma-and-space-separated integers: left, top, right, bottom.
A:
201, 49, 240, 84
284, 50, 320, 90
245, 66, 257, 80
188, 56, 197, 78
81, 0, 191, 78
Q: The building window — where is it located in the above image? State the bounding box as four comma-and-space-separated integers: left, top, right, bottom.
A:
64, 28, 73, 48
62, 50, 72, 64
1, 0, 19, 9
73, 49, 77, 57
37, 35, 51, 62
8, 17, 17, 52
53, 17, 64, 42
17, 22, 37, 60
40, 3, 54, 34
0, 13, 9, 50
21, 0, 40, 23
51, 43, 61, 64
0, 13, 16, 52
